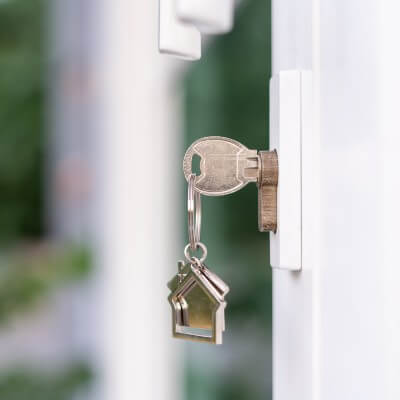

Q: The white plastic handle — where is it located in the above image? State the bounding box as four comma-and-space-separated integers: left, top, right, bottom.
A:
159, 0, 201, 60
176, 0, 234, 34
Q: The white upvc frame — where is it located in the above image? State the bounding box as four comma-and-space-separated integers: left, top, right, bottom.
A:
272, 1, 400, 399
91, 2, 183, 400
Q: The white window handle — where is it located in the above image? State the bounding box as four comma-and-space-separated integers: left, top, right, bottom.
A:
159, 0, 201, 60
176, 0, 234, 34
159, 0, 234, 60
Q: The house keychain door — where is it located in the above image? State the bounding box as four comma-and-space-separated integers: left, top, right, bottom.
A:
167, 175, 229, 344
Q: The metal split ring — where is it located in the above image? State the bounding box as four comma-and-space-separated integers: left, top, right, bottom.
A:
187, 174, 202, 250
184, 242, 207, 264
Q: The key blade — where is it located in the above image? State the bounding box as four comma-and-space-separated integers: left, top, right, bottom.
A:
183, 136, 259, 196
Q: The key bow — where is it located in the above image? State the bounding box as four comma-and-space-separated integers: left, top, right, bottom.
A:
183, 136, 259, 196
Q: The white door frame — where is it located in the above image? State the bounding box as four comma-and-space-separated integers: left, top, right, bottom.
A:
272, 1, 400, 399
88, 1, 184, 399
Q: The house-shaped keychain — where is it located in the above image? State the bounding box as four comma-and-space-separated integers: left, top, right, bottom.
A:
168, 261, 229, 344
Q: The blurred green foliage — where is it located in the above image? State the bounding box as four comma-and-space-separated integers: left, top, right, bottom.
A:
0, 0, 45, 243
0, 1, 94, 398
0, 243, 91, 324
184, 0, 272, 399
0, 363, 93, 400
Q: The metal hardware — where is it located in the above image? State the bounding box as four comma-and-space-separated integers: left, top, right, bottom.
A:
183, 136, 278, 232
258, 150, 278, 233
184, 242, 207, 264
183, 136, 259, 196
187, 174, 202, 250
168, 173, 229, 345
168, 258, 229, 344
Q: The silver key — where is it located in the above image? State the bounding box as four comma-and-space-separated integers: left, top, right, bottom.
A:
183, 136, 259, 196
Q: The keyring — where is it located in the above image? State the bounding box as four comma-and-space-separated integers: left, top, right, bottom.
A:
188, 174, 202, 250
184, 242, 207, 264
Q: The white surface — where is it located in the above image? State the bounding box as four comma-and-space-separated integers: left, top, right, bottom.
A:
269, 71, 302, 271
177, 0, 233, 34
93, 1, 183, 400
272, 0, 400, 399
159, 0, 201, 60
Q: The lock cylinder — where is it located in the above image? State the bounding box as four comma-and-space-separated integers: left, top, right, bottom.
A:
258, 151, 278, 233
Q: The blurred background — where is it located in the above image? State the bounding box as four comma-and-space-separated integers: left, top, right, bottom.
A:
0, 0, 272, 399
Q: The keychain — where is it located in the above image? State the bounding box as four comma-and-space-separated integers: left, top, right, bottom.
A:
167, 174, 230, 344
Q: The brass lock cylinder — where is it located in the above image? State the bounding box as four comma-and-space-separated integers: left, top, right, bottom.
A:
258, 151, 278, 233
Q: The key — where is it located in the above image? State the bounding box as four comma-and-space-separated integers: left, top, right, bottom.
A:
183, 136, 259, 196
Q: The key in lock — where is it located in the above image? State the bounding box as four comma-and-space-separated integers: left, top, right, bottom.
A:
183, 136, 278, 232
183, 136, 259, 196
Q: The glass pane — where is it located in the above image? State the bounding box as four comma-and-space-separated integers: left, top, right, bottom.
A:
183, 1, 273, 399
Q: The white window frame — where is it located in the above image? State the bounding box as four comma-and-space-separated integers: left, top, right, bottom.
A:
272, 1, 400, 399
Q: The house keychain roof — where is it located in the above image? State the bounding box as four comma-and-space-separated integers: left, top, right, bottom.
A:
168, 261, 229, 344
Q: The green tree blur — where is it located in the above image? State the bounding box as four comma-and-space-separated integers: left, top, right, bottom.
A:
0, 0, 45, 243
184, 0, 272, 399
0, 1, 93, 398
